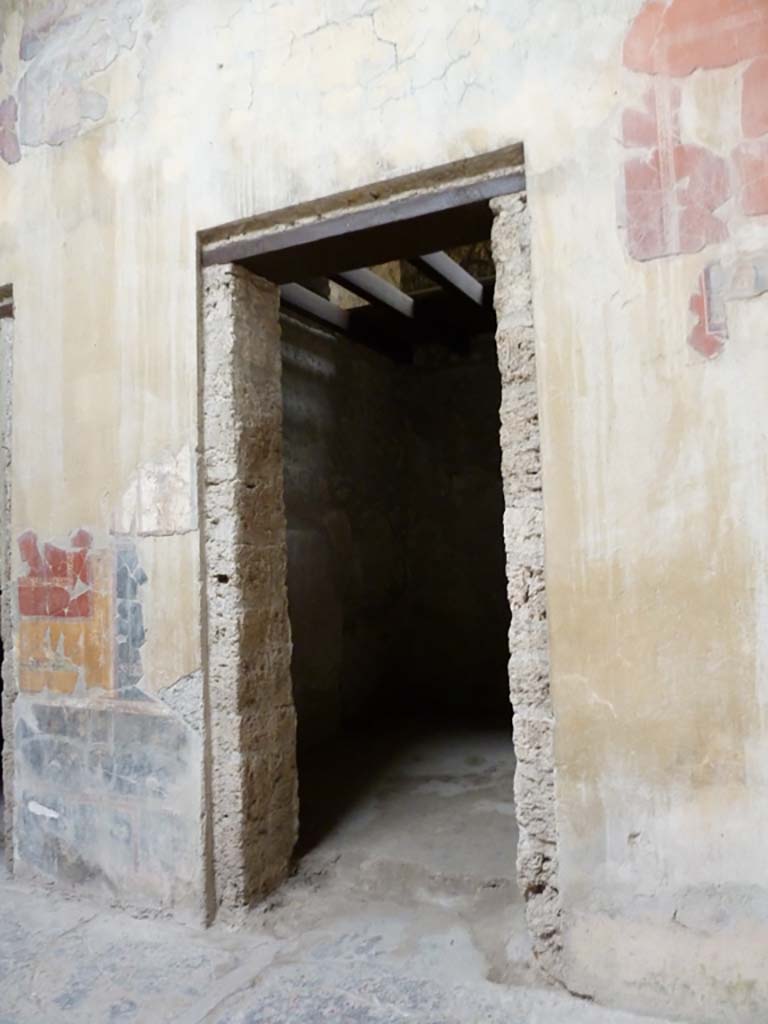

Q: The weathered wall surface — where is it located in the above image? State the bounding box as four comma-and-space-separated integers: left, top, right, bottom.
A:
0, 0, 767, 1019
281, 315, 407, 746
12, 528, 202, 910
546, 3, 768, 1017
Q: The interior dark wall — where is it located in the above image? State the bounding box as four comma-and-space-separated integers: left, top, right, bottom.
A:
281, 319, 509, 749
399, 337, 509, 719
281, 316, 407, 749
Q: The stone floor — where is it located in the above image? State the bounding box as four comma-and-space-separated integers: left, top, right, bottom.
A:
0, 724, 677, 1023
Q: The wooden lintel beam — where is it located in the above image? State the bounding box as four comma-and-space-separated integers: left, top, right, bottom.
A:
331, 269, 415, 320
409, 252, 486, 307
203, 171, 525, 281
280, 283, 350, 334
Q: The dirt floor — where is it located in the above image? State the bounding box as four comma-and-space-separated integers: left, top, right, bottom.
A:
0, 726, 677, 1023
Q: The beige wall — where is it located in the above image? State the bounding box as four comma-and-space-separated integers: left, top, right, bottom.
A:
1, 1, 768, 1019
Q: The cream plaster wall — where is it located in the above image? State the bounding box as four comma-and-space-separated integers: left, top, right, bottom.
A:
1, 1, 767, 1020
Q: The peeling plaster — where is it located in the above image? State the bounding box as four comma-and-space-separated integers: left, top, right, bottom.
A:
14, 0, 142, 150
27, 799, 59, 819
114, 446, 197, 537
623, 0, 768, 76
159, 669, 203, 734
689, 253, 768, 358
621, 0, 768, 359
19, 1, 70, 61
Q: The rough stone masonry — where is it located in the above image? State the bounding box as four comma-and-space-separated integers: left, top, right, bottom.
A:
201, 264, 298, 919
491, 194, 560, 977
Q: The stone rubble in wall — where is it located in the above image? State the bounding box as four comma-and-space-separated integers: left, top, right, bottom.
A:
491, 194, 562, 980
201, 265, 298, 920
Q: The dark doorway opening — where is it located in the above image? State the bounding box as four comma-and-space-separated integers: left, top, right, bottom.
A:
200, 156, 552, 959
277, 243, 512, 870
202, 165, 527, 912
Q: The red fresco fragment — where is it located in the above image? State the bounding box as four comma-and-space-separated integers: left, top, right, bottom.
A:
66, 592, 92, 618
742, 57, 768, 138
18, 579, 48, 617
622, 88, 662, 148
624, 0, 768, 76
44, 543, 68, 579
70, 528, 92, 549
46, 585, 72, 617
624, 147, 662, 192
673, 144, 730, 246
17, 529, 94, 619
623, 175, 666, 261
621, 87, 730, 260
622, 107, 658, 149
623, 1, 768, 359
72, 548, 89, 583
733, 141, 768, 215
18, 530, 44, 576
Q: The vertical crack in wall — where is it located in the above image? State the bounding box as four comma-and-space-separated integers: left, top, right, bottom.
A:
201, 264, 298, 919
491, 195, 562, 979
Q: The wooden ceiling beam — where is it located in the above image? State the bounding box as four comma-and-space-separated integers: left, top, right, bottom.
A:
331, 269, 415, 321
280, 283, 350, 334
408, 251, 489, 308
280, 283, 414, 362
279, 282, 496, 362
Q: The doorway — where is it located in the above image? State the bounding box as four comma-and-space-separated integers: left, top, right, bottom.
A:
279, 250, 511, 871
199, 152, 559, 972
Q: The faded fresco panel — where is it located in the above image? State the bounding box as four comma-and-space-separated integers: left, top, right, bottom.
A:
13, 528, 202, 912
